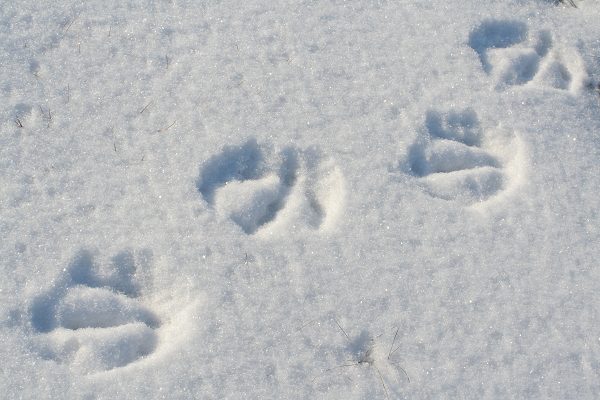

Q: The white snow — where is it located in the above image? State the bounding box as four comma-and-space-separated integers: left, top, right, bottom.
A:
2, 0, 600, 398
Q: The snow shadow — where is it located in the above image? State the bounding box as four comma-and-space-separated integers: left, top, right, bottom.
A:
424, 108, 482, 146
196, 139, 264, 205
469, 19, 528, 73
232, 147, 299, 234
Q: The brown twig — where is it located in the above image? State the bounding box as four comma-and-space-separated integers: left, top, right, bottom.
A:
64, 16, 78, 33
158, 120, 176, 132
139, 100, 153, 114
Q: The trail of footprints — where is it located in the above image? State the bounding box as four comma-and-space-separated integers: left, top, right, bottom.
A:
25, 16, 586, 382
197, 139, 345, 235
31, 250, 160, 374
29, 142, 344, 373
469, 19, 587, 92
409, 20, 587, 204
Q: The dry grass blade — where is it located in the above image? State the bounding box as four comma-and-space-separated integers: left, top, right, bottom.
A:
334, 319, 351, 343
557, 0, 577, 7
374, 365, 390, 400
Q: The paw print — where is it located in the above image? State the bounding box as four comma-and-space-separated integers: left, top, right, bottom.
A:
30, 249, 160, 374
197, 139, 345, 235
469, 19, 587, 92
408, 108, 525, 205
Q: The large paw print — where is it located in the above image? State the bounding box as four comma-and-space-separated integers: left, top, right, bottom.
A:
408, 108, 525, 205
30, 250, 160, 374
469, 19, 587, 92
197, 139, 345, 235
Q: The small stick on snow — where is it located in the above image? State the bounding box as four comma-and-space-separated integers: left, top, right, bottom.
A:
388, 327, 399, 359
374, 365, 390, 400
558, 0, 577, 7
310, 362, 359, 382
298, 318, 320, 331
312, 336, 392, 399
334, 319, 351, 343
312, 325, 409, 398
140, 100, 154, 114
157, 120, 176, 132
390, 361, 410, 383
387, 328, 410, 383
113, 142, 117, 152
64, 16, 78, 33
15, 118, 24, 128
40, 106, 52, 127
165, 55, 170, 69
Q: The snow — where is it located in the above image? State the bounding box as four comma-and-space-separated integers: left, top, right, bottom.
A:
1, 0, 600, 398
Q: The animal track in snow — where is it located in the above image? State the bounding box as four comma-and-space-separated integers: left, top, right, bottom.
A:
197, 139, 345, 235
409, 108, 526, 205
469, 19, 587, 92
30, 250, 160, 374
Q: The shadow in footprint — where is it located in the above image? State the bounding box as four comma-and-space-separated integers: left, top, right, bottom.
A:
408, 143, 429, 177
31, 250, 97, 333
196, 139, 264, 205
425, 108, 482, 146
236, 147, 299, 234
468, 19, 528, 73
534, 30, 553, 58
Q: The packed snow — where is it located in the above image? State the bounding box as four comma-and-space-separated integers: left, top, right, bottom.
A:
1, 0, 600, 398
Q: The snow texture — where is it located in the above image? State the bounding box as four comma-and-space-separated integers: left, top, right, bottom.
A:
1, 0, 600, 399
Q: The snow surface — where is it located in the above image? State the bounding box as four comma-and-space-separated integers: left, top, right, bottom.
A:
1, 0, 600, 398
